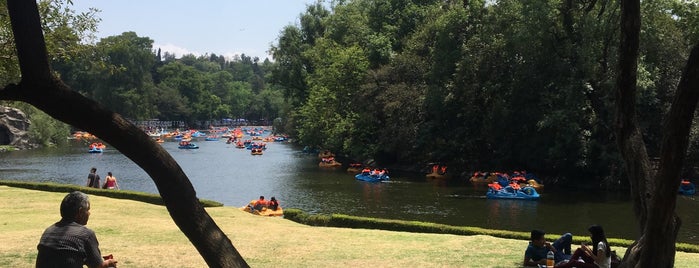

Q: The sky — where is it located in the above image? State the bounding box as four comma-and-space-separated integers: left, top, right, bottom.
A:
71, 0, 322, 61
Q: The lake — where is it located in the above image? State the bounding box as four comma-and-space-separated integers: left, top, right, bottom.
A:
1, 136, 697, 244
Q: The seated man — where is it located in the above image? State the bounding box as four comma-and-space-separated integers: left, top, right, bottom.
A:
36, 191, 117, 268
253, 195, 269, 211
523, 229, 572, 267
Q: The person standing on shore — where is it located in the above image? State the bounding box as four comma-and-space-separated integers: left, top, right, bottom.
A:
86, 167, 100, 188
36, 191, 118, 268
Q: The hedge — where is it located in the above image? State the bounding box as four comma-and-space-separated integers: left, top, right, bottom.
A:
0, 180, 223, 207
283, 208, 699, 253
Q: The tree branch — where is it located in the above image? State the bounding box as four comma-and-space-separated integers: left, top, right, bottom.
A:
5, 1, 248, 267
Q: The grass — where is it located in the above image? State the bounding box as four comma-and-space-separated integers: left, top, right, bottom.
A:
1, 185, 699, 267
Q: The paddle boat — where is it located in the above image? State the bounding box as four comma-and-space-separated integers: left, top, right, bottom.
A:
426, 163, 451, 179
319, 159, 342, 168
469, 172, 499, 184
178, 141, 199, 149
205, 136, 220, 141
486, 184, 540, 200
355, 173, 389, 183
251, 148, 263, 155
679, 180, 696, 196
240, 201, 284, 217
346, 163, 363, 173
88, 142, 106, 153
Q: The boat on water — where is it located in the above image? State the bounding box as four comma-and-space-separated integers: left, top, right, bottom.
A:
251, 148, 263, 155
486, 185, 540, 200
319, 160, 342, 168
178, 141, 199, 149
679, 180, 696, 196
355, 173, 390, 183
88, 142, 106, 153
346, 163, 363, 173
205, 136, 220, 141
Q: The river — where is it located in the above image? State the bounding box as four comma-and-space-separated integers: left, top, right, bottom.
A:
1, 136, 697, 244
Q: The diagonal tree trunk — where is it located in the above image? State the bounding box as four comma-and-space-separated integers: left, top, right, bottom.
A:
616, 0, 699, 267
2, 1, 248, 267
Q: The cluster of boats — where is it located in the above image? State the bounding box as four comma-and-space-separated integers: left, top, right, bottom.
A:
470, 171, 543, 200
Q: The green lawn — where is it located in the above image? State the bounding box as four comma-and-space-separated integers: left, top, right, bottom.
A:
1, 186, 697, 267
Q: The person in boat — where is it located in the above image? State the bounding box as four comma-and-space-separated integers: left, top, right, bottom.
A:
361, 168, 371, 175
431, 164, 439, 174
523, 229, 572, 267
488, 182, 502, 191
555, 225, 612, 268
439, 165, 447, 175
102, 172, 119, 190
252, 196, 269, 211
268, 197, 279, 211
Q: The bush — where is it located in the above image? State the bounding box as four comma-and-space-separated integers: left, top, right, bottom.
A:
0, 180, 223, 207
283, 208, 699, 253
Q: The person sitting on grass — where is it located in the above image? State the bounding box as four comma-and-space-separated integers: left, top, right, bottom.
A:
523, 229, 572, 267
554, 225, 611, 268
36, 191, 117, 268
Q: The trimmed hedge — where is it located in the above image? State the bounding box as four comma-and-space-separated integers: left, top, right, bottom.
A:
0, 180, 223, 207
283, 208, 699, 253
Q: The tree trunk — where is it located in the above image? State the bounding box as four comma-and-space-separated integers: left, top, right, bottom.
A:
3, 1, 248, 267
616, 0, 699, 267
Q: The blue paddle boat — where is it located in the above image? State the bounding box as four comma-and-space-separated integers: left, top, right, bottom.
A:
178, 142, 199, 149
486, 186, 540, 200
679, 180, 696, 196
88, 147, 103, 153
355, 173, 390, 183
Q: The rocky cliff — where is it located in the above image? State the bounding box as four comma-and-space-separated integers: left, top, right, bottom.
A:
0, 106, 35, 150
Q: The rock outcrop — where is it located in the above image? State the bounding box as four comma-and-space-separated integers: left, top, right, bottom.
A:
0, 106, 34, 150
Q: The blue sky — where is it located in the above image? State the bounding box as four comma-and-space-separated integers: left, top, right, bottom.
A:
71, 1, 322, 60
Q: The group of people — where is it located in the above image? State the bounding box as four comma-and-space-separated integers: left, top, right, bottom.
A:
248, 195, 280, 212
360, 168, 388, 177
524, 225, 614, 268
86, 167, 119, 190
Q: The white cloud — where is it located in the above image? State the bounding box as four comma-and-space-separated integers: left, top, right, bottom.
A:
153, 43, 201, 58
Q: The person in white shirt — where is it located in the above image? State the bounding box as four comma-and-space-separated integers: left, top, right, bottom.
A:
555, 224, 611, 268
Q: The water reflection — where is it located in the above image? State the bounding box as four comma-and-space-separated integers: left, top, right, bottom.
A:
485, 199, 539, 228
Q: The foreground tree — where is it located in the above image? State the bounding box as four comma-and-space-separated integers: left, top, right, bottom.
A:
616, 0, 699, 267
1, 1, 247, 267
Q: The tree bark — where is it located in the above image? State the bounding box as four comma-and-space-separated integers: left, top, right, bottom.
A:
616, 0, 699, 267
3, 1, 248, 267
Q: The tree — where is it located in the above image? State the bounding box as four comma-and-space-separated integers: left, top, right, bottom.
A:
615, 0, 699, 267
2, 1, 248, 266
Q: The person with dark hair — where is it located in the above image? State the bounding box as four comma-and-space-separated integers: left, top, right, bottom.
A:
86, 167, 101, 188
268, 196, 280, 211
36, 191, 117, 268
102, 172, 119, 190
253, 195, 269, 211
523, 229, 572, 267
555, 225, 611, 268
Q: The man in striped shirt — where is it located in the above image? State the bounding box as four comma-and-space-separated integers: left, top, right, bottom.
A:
36, 191, 117, 268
